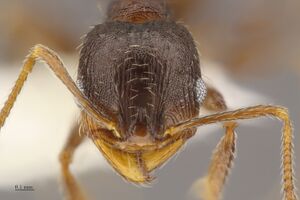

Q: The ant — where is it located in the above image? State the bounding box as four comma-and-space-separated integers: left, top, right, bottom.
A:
0, 0, 298, 200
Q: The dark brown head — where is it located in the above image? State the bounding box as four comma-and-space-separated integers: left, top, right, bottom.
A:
78, 13, 206, 142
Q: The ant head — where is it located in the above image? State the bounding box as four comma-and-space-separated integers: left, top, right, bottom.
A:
78, 20, 206, 140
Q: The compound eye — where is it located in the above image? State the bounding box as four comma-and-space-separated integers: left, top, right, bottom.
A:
195, 78, 207, 105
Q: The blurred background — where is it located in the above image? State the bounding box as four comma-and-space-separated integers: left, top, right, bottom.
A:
0, 0, 299, 200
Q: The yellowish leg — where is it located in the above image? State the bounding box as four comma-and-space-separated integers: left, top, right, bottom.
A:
0, 44, 117, 132
197, 83, 234, 199
0, 45, 116, 199
166, 105, 298, 200
202, 84, 234, 199
59, 124, 87, 200
199, 122, 237, 200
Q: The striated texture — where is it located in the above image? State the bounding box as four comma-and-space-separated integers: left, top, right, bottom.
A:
78, 20, 205, 139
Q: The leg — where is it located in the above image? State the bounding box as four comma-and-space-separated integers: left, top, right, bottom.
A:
0, 44, 117, 134
199, 122, 237, 200
59, 123, 86, 200
165, 105, 297, 200
202, 86, 227, 112
200, 86, 234, 200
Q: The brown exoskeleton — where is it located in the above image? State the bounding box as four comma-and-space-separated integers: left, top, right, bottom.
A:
0, 0, 298, 200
